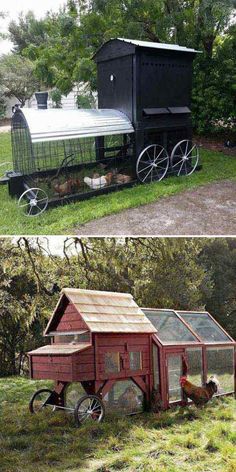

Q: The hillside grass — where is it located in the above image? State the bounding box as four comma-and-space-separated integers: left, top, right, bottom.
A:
0, 376, 235, 472
0, 132, 236, 235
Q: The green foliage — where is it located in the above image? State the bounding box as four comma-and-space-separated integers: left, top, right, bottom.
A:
0, 54, 40, 106
0, 377, 235, 472
0, 91, 6, 119
7, 1, 236, 132
50, 88, 62, 108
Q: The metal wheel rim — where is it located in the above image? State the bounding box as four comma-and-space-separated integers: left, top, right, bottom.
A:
77, 397, 103, 424
32, 391, 55, 413
136, 144, 169, 183
170, 140, 199, 176
18, 187, 48, 217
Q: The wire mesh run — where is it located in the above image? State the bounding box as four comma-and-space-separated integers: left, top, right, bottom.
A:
11, 110, 136, 202
206, 347, 235, 394
103, 380, 144, 415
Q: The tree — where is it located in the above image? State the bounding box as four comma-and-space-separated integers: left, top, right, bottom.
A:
0, 236, 235, 377
199, 238, 236, 338
8, 1, 236, 131
0, 54, 40, 106
8, 11, 48, 53
0, 11, 6, 39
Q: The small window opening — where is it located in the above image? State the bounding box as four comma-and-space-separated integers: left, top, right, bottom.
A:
105, 352, 120, 373
129, 351, 142, 371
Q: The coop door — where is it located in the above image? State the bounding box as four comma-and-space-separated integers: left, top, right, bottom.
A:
167, 354, 183, 403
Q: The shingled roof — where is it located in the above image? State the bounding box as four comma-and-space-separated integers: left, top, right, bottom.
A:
45, 288, 157, 334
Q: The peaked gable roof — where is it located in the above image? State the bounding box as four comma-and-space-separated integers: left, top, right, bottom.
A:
93, 37, 200, 62
45, 288, 157, 335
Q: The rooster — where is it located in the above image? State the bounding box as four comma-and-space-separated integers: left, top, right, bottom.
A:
180, 357, 219, 406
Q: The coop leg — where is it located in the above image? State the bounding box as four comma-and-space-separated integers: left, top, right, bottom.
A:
54, 381, 68, 407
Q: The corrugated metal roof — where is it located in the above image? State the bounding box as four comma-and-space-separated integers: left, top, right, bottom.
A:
45, 288, 157, 334
117, 38, 201, 53
28, 343, 91, 355
21, 108, 134, 143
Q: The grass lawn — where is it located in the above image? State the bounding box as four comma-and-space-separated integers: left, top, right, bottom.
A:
0, 376, 235, 472
0, 132, 236, 235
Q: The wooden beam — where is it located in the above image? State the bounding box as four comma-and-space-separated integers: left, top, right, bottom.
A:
131, 375, 147, 394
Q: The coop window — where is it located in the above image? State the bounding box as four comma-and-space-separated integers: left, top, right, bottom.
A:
152, 344, 160, 391
144, 309, 198, 343
186, 348, 203, 401
206, 347, 234, 394
178, 312, 231, 342
129, 351, 142, 371
105, 352, 120, 373
51, 331, 90, 344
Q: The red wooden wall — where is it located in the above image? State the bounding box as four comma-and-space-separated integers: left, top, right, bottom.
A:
54, 302, 88, 332
95, 333, 151, 381
30, 346, 95, 382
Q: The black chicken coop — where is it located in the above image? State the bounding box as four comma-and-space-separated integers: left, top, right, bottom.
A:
6, 38, 200, 216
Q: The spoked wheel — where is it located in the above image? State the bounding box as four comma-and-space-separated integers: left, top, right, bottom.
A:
170, 140, 199, 176
18, 187, 48, 216
136, 144, 169, 183
74, 395, 105, 427
29, 388, 55, 414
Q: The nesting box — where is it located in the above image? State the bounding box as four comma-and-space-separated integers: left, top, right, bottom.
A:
94, 38, 199, 154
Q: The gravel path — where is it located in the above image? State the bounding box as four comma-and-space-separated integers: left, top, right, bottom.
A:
76, 180, 236, 235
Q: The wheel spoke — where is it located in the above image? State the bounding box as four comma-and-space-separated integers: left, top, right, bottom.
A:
154, 149, 164, 163
172, 159, 183, 168
139, 163, 153, 173
154, 155, 168, 165
142, 166, 153, 182
19, 201, 31, 208
186, 145, 195, 158
36, 197, 48, 204
146, 150, 153, 162
177, 160, 184, 176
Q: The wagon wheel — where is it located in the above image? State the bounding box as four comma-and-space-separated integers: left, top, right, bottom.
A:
170, 140, 199, 176
18, 187, 48, 217
136, 144, 169, 183
74, 395, 105, 427
29, 388, 55, 414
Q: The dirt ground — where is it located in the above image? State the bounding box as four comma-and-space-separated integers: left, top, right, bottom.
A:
195, 135, 236, 157
76, 180, 236, 235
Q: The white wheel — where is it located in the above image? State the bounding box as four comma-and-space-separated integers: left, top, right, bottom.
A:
170, 140, 199, 176
136, 144, 169, 183
74, 395, 105, 427
18, 187, 48, 217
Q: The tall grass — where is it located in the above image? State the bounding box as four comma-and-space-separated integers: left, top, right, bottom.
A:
0, 377, 235, 472
0, 132, 236, 234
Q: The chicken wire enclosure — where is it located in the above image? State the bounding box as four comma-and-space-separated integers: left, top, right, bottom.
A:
178, 312, 232, 342
9, 107, 136, 215
185, 348, 203, 386
143, 309, 198, 344
206, 347, 235, 394
103, 380, 144, 415
143, 308, 235, 410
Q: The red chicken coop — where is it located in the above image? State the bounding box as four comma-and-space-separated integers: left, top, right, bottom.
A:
28, 289, 236, 426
